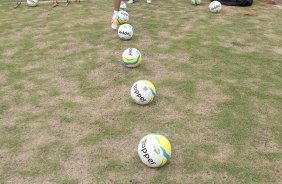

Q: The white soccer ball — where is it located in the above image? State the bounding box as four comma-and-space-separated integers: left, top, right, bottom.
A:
191, 0, 201, 5
130, 80, 156, 105
209, 1, 222, 13
138, 134, 172, 168
27, 0, 38, 6
118, 10, 129, 24
118, 24, 134, 40
120, 1, 126, 11
122, 48, 142, 68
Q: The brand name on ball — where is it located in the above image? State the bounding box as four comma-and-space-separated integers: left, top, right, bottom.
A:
120, 12, 128, 17
141, 138, 156, 165
119, 30, 131, 36
212, 4, 220, 10
128, 48, 133, 56
133, 83, 146, 102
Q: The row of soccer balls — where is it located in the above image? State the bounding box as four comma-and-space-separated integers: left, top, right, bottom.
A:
193, 0, 222, 13
117, 1, 222, 40
122, 0, 220, 168
26, 0, 222, 13
121, 1, 222, 13
119, 3, 170, 168
123, 49, 170, 167
128, 63, 171, 167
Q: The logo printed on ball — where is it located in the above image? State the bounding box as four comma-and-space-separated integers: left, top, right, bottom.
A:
141, 138, 157, 165
118, 24, 134, 40
128, 48, 133, 56
133, 83, 146, 102
119, 31, 131, 36
212, 4, 220, 10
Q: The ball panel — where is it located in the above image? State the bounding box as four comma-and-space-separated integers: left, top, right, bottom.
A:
160, 147, 170, 165
142, 80, 156, 97
123, 54, 141, 66
155, 134, 172, 157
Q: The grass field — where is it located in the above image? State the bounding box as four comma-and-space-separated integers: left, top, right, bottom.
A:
0, 0, 282, 183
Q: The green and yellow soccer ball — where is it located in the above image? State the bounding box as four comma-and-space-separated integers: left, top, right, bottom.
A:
138, 134, 171, 167
130, 80, 156, 105
122, 48, 142, 68
118, 10, 129, 24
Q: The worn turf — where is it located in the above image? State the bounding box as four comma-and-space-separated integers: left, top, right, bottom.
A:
0, 0, 281, 183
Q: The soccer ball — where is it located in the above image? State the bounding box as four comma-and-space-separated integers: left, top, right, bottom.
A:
130, 80, 156, 105
138, 134, 172, 168
118, 24, 134, 40
27, 0, 38, 6
120, 1, 126, 11
118, 10, 129, 24
209, 1, 222, 13
122, 48, 142, 68
191, 0, 201, 5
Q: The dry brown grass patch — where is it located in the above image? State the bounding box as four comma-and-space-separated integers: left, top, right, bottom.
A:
212, 143, 234, 162
48, 41, 93, 58
47, 117, 94, 143
268, 88, 282, 96
63, 16, 107, 28
276, 167, 282, 182
0, 72, 8, 85
220, 37, 258, 53
51, 75, 80, 93
145, 55, 187, 83
138, 35, 153, 47
61, 146, 96, 184
154, 92, 186, 122
132, 167, 160, 183
98, 138, 136, 162
251, 97, 280, 124
189, 80, 230, 115
35, 40, 55, 50
2, 47, 19, 57
273, 47, 282, 55
256, 129, 282, 153
15, 133, 56, 165
87, 62, 122, 86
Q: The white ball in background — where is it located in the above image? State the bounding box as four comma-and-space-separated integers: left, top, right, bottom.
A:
27, 0, 38, 7
120, 1, 126, 11
209, 1, 222, 13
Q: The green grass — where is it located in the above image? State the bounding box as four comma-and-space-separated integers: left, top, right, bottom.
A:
0, 0, 281, 183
